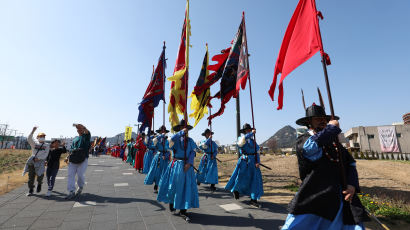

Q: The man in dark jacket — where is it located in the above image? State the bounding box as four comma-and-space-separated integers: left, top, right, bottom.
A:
45, 139, 67, 197
65, 124, 91, 199
282, 103, 368, 229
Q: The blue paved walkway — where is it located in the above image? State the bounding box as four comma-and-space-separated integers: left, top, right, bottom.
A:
0, 155, 287, 230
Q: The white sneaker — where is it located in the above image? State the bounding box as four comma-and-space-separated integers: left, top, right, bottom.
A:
65, 191, 75, 200
46, 190, 52, 197
75, 187, 83, 196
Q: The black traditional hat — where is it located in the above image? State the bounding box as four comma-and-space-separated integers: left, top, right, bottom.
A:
148, 130, 156, 136
296, 103, 339, 126
156, 125, 169, 134
201, 128, 214, 136
172, 119, 193, 132
239, 123, 253, 134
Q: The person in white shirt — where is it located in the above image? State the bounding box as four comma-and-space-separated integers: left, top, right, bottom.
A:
22, 126, 50, 196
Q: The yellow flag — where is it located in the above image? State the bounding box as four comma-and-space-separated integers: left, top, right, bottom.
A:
189, 45, 210, 127
168, 0, 191, 129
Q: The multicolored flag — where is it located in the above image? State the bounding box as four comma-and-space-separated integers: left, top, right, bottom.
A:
168, 0, 191, 129
137, 44, 167, 131
208, 13, 250, 122
192, 47, 231, 96
189, 45, 210, 127
268, 0, 331, 110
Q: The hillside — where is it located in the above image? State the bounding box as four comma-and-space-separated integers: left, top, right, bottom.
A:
261, 125, 296, 150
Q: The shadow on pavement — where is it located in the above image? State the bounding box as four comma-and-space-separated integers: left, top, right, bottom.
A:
189, 212, 284, 229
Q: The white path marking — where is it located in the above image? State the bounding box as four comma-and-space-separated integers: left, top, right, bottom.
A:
122, 173, 133, 175
56, 177, 65, 180
219, 203, 243, 211
73, 201, 96, 208
114, 183, 129, 187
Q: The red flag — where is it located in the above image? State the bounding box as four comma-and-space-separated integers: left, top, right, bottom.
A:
268, 0, 330, 110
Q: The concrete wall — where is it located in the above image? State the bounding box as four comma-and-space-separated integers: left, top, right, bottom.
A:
346, 125, 410, 153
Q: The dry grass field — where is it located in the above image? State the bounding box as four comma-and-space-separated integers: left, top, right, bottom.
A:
0, 149, 68, 195
211, 153, 410, 230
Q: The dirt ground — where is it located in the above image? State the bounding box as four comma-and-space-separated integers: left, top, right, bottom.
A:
214, 154, 410, 230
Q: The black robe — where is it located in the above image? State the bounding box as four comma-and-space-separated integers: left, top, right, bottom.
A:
289, 125, 369, 225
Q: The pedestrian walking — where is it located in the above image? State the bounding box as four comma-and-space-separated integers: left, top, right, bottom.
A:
142, 131, 156, 174
225, 123, 263, 208
134, 133, 146, 173
22, 126, 50, 196
144, 125, 170, 193
45, 139, 67, 196
282, 104, 368, 229
157, 120, 199, 221
65, 124, 91, 199
196, 128, 218, 192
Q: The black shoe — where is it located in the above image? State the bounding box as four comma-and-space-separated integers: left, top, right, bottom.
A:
249, 199, 261, 208
179, 210, 190, 222
153, 185, 158, 193
169, 204, 176, 212
26, 188, 34, 196
36, 184, 42, 193
233, 191, 240, 200
197, 182, 201, 186
210, 184, 216, 192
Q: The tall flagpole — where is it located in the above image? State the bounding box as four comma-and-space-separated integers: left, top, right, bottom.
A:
312, 1, 346, 188
183, 0, 190, 164
209, 99, 213, 155
236, 95, 241, 158
162, 41, 166, 153
242, 12, 258, 163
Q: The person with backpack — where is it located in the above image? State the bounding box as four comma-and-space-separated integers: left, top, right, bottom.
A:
65, 124, 91, 199
23, 126, 50, 196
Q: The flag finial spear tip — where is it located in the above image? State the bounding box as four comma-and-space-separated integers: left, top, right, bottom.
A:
242, 11, 245, 16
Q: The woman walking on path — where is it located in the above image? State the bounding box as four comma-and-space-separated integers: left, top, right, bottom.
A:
65, 124, 91, 199
45, 139, 67, 197
23, 126, 50, 196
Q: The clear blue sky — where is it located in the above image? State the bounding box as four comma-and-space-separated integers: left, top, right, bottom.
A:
1, 0, 409, 145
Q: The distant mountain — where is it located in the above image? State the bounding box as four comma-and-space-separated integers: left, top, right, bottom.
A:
261, 125, 296, 149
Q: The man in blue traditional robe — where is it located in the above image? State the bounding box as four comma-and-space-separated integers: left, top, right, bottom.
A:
225, 123, 264, 208
282, 103, 368, 230
196, 128, 218, 192
157, 120, 199, 221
